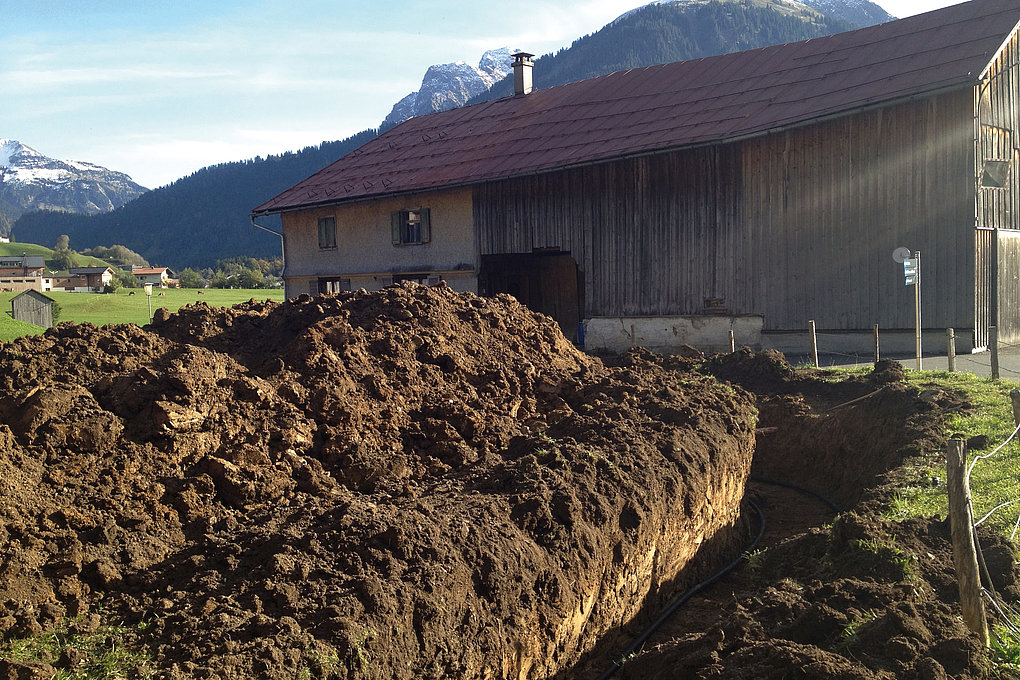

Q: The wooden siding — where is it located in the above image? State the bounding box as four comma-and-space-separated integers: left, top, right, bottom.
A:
976, 228, 994, 349
979, 30, 1020, 344
11, 292, 53, 328
474, 91, 976, 333
998, 230, 1020, 346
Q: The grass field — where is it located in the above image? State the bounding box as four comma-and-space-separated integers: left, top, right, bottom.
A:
0, 287, 285, 340
0, 241, 116, 271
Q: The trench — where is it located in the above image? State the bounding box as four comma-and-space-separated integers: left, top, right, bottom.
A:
551, 356, 943, 679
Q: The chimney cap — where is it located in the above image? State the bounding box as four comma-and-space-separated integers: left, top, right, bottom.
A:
512, 52, 534, 61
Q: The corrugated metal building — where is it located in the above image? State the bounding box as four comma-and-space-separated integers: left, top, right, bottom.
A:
253, 0, 1020, 353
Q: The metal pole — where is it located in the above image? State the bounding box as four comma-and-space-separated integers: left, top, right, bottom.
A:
991, 326, 1000, 380
914, 251, 922, 371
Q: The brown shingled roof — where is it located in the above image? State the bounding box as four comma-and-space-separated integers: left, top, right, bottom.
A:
252, 0, 1019, 215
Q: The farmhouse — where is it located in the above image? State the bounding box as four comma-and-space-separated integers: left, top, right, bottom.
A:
131, 266, 174, 289
60, 266, 114, 293
253, 0, 1020, 353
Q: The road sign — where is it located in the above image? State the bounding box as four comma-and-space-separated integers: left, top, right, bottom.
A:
904, 258, 918, 286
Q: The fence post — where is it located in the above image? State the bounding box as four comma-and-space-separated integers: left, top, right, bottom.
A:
990, 326, 999, 380
873, 323, 880, 364
947, 328, 956, 372
946, 438, 990, 647
809, 320, 818, 368
1010, 388, 1020, 427
728, 329, 735, 353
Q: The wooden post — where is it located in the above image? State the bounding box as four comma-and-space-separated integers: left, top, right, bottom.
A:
914, 251, 922, 371
990, 326, 999, 380
946, 438, 990, 647
630, 323, 636, 350
728, 329, 735, 353
947, 328, 956, 372
873, 323, 880, 364
1010, 388, 1020, 426
808, 320, 818, 368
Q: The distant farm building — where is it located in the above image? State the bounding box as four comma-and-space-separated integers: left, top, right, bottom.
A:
9, 289, 55, 328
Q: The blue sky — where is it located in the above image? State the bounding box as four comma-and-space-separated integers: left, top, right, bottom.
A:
1, 0, 963, 189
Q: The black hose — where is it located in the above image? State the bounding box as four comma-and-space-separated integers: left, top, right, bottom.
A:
595, 499, 765, 680
748, 474, 844, 513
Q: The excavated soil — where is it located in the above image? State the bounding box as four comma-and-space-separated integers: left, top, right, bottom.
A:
0, 284, 1016, 680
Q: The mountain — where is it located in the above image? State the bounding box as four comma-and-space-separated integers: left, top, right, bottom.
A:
13, 132, 378, 268
0, 140, 148, 236
381, 48, 518, 130
798, 0, 894, 26
13, 0, 891, 268
470, 0, 870, 102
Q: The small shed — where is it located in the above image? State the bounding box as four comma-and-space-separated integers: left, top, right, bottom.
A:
10, 289, 55, 328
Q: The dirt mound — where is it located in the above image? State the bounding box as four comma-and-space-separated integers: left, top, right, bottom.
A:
0, 284, 756, 679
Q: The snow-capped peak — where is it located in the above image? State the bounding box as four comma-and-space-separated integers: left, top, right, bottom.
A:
0, 138, 148, 219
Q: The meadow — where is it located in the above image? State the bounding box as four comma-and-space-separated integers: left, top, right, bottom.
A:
0, 287, 285, 341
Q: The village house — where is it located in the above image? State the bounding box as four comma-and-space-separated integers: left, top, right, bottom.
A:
131, 266, 175, 289
59, 266, 115, 293
252, 0, 1020, 354
0, 255, 55, 293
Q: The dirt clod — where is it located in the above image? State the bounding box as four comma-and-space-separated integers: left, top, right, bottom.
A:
0, 286, 1014, 679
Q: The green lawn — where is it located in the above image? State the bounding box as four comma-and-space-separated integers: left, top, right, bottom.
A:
0, 241, 114, 271
1, 288, 285, 338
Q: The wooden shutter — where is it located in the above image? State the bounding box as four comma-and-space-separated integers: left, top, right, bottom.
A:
391, 212, 401, 245
420, 209, 431, 243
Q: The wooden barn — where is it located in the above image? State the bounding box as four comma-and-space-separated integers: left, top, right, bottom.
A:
10, 290, 55, 328
253, 0, 1020, 353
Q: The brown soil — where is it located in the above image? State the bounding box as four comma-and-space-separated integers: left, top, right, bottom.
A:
0, 284, 1015, 680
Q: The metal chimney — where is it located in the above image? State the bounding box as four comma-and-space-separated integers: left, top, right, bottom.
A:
512, 52, 534, 96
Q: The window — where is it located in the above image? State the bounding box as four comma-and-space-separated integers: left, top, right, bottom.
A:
391, 209, 431, 245
318, 277, 351, 294
981, 159, 1011, 188
318, 216, 337, 250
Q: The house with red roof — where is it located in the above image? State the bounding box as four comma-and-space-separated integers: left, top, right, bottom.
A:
131, 266, 175, 289
253, 0, 1020, 353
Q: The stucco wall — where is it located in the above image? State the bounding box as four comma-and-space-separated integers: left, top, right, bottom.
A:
282, 187, 476, 298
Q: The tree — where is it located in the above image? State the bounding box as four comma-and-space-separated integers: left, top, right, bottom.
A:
54, 234, 70, 252
178, 268, 205, 289
236, 268, 265, 289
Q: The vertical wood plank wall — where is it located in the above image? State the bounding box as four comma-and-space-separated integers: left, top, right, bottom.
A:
474, 91, 977, 333
981, 31, 1020, 344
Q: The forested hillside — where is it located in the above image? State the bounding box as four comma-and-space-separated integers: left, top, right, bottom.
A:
14, 131, 377, 268
472, 0, 855, 100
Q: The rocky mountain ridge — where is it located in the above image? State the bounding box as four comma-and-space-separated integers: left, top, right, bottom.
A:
0, 139, 147, 235
381, 47, 518, 130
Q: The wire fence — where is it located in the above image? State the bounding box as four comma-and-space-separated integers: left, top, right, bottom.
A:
782, 325, 1020, 378
957, 395, 1020, 645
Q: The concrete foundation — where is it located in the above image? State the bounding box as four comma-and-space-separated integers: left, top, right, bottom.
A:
583, 315, 764, 354
583, 316, 978, 357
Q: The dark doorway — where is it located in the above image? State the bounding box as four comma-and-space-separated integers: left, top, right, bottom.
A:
480, 252, 584, 342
